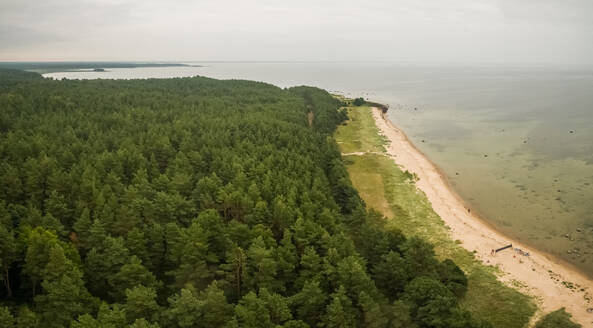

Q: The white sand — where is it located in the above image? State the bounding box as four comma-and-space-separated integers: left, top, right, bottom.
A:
372, 107, 593, 327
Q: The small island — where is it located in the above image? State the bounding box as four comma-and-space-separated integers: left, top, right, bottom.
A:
93, 68, 105, 72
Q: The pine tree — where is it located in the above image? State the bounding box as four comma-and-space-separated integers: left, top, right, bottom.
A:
402, 277, 456, 327
166, 222, 212, 290
359, 291, 388, 328
165, 287, 201, 328
0, 223, 17, 297
0, 306, 15, 328
71, 303, 127, 328
23, 228, 59, 295
125, 286, 160, 324
372, 251, 409, 300
231, 291, 271, 328
290, 280, 327, 326
85, 236, 131, 299
199, 282, 234, 327
336, 256, 376, 301
34, 245, 93, 328
244, 236, 278, 292
108, 256, 161, 301
222, 246, 246, 301
128, 318, 161, 328
295, 246, 322, 289
276, 230, 298, 292
15, 306, 39, 328
86, 218, 108, 251
259, 288, 292, 325
72, 208, 92, 250
322, 286, 356, 328
125, 228, 151, 269
401, 237, 439, 279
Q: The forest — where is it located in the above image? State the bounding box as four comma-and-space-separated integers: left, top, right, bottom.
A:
0, 68, 492, 327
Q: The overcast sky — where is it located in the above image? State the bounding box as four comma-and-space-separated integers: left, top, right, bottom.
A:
1, 0, 592, 66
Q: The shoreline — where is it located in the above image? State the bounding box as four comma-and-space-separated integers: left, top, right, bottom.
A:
371, 107, 593, 327
380, 109, 588, 279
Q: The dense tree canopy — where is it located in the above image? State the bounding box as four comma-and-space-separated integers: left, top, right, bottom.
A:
0, 69, 490, 327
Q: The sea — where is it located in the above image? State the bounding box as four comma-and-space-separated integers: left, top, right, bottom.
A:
44, 62, 593, 277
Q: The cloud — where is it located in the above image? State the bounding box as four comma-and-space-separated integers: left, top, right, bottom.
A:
0, 25, 65, 48
499, 0, 593, 25
0, 0, 591, 65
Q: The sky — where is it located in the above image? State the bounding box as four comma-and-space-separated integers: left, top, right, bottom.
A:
1, 0, 592, 66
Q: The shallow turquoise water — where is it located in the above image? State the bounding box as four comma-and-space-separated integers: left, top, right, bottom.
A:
45, 63, 593, 276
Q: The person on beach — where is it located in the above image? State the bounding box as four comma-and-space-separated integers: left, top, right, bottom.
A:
491, 249, 495, 256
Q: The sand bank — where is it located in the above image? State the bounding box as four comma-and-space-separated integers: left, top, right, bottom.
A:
371, 107, 593, 327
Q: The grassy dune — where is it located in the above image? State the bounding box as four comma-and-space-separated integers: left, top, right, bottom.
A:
333, 105, 388, 154
335, 105, 536, 328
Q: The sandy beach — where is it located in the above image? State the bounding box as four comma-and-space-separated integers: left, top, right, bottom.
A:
371, 107, 593, 327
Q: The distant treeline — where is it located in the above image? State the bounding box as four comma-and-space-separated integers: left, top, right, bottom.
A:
0, 69, 490, 327
0, 62, 190, 74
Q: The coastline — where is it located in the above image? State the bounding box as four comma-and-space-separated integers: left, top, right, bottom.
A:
371, 107, 593, 327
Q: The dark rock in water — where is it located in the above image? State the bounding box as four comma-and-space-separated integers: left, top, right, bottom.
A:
577, 228, 582, 232
93, 68, 105, 72
523, 140, 527, 143
484, 154, 488, 157
455, 172, 459, 175
569, 130, 574, 133
564, 234, 570, 239
421, 140, 425, 143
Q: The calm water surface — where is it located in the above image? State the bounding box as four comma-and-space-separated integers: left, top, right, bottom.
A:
45, 63, 593, 276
